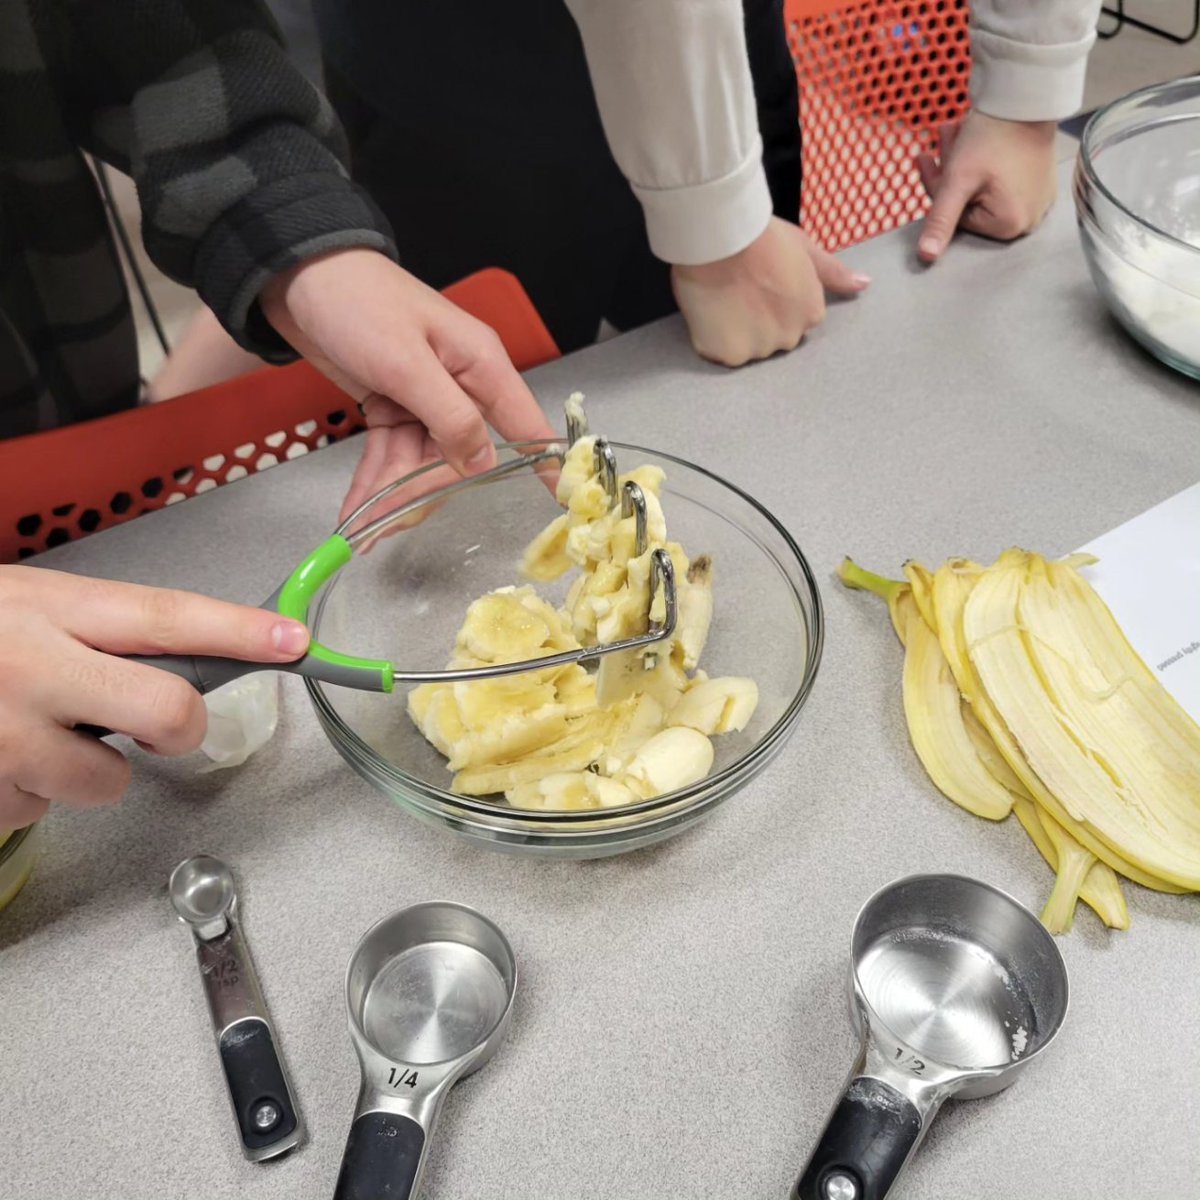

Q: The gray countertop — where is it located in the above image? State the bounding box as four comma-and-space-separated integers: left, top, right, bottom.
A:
4, 170, 1199, 1200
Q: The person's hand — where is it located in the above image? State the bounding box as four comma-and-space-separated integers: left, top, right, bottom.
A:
670, 216, 869, 368
916, 112, 1058, 264
0, 566, 310, 829
260, 249, 557, 525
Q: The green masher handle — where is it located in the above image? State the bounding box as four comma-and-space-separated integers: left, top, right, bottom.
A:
79, 537, 393, 739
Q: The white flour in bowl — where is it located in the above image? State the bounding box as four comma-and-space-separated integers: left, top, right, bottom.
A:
1088, 230, 1200, 369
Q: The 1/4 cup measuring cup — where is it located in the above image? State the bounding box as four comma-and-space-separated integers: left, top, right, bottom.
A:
793, 874, 1069, 1200
334, 902, 517, 1200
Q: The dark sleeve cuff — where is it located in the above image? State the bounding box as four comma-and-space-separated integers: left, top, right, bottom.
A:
194, 171, 399, 362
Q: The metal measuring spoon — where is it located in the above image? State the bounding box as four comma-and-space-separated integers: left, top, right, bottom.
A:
169, 855, 304, 1161
334, 902, 517, 1200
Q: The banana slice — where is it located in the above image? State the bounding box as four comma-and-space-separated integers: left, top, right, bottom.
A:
621, 463, 665, 498
522, 514, 572, 581
450, 677, 559, 728
446, 704, 569, 771
453, 731, 607, 795
604, 693, 668, 773
407, 685, 464, 757
639, 657, 689, 714
507, 771, 638, 811
619, 727, 714, 799
556, 665, 598, 715
458, 588, 552, 662
670, 677, 758, 736
595, 650, 652, 709
556, 434, 598, 506
564, 391, 588, 439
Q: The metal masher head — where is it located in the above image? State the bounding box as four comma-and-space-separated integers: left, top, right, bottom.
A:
329, 439, 677, 690
593, 436, 619, 505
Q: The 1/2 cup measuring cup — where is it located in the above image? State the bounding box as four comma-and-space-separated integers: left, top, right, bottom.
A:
793, 874, 1069, 1200
333, 902, 517, 1200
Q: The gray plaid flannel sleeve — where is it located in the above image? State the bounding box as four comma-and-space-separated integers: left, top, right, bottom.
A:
71, 1, 397, 361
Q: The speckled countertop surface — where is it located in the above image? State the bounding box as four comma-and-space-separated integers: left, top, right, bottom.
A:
3, 169, 1199, 1199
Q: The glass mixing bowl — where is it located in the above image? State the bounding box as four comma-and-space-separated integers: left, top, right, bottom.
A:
306, 441, 822, 858
1074, 77, 1200, 378
0, 822, 42, 913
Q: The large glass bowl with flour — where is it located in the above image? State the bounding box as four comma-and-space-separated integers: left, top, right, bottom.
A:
1074, 77, 1200, 377
305, 441, 822, 858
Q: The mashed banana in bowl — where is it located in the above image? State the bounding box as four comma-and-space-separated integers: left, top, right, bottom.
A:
407, 400, 758, 811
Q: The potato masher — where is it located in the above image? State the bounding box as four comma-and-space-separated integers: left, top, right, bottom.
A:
83, 427, 675, 735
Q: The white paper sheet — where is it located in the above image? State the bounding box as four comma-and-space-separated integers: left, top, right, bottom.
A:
1077, 482, 1200, 721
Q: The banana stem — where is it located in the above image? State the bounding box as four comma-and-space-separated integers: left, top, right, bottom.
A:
1041, 844, 1095, 934
837, 558, 906, 604
1083, 861, 1131, 930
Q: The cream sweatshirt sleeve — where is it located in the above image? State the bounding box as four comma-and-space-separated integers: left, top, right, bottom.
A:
970, 0, 1104, 122
562, 0, 773, 266
564, 0, 1101, 267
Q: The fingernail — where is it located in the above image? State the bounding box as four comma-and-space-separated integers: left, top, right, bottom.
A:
919, 237, 940, 259
852, 272, 871, 288
466, 443, 495, 472
272, 620, 310, 656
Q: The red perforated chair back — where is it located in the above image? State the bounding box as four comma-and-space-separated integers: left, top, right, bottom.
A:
442, 268, 560, 370
786, 0, 971, 250
0, 268, 559, 563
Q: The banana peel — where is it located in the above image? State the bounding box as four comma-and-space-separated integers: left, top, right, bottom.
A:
965, 551, 1200, 890
902, 560, 938, 632
840, 562, 1011, 821
837, 557, 909, 642
932, 557, 1185, 894
842, 544, 1197, 937
897, 591, 1013, 821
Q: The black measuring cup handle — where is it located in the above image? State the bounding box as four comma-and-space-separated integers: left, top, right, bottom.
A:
334, 1110, 427, 1200
792, 1076, 924, 1200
